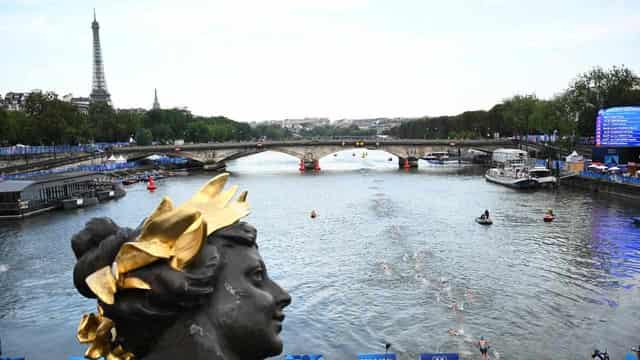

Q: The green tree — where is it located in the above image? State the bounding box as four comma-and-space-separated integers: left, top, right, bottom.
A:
135, 128, 153, 146
115, 111, 144, 142
502, 94, 539, 135
565, 65, 640, 136
185, 120, 213, 142
89, 102, 117, 142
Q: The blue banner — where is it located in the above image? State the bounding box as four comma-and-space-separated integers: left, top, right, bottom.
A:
285, 355, 324, 360
420, 353, 459, 360
358, 353, 396, 360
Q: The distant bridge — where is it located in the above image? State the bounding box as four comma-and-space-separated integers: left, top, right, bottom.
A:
112, 139, 528, 170
1, 139, 581, 174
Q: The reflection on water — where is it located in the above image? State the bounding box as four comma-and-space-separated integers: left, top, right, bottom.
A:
1, 150, 640, 359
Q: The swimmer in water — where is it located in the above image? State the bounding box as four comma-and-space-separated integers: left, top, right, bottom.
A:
381, 263, 392, 274
478, 336, 490, 360
465, 289, 474, 302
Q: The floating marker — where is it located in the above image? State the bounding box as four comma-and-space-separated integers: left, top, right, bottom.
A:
147, 176, 156, 191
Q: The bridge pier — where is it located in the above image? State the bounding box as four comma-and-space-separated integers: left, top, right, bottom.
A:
203, 161, 225, 171
398, 157, 419, 169
300, 159, 320, 171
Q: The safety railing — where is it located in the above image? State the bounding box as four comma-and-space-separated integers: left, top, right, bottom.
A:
0, 142, 131, 156
0, 162, 138, 180
580, 171, 640, 186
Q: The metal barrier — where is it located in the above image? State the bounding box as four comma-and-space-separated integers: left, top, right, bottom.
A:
580, 171, 640, 186
0, 142, 130, 156
0, 162, 138, 180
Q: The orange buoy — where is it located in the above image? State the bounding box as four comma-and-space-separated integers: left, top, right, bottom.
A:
147, 176, 157, 191
403, 158, 410, 170
313, 159, 321, 171
299, 159, 305, 172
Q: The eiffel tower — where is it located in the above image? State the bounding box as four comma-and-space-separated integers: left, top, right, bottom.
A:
90, 9, 111, 105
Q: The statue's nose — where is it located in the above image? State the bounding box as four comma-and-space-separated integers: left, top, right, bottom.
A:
273, 281, 291, 309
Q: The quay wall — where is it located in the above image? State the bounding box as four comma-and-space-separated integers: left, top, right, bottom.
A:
561, 175, 640, 201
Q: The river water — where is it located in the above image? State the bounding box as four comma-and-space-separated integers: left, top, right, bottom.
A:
1, 151, 640, 359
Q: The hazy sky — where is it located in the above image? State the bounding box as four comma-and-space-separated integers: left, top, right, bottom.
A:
1, 0, 639, 122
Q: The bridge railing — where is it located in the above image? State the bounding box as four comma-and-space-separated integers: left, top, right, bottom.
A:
0, 162, 139, 180
0, 142, 131, 156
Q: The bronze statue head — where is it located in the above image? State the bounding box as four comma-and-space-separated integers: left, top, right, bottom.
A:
71, 174, 291, 360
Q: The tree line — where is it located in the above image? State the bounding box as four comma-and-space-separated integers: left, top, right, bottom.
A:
0, 94, 262, 146
0, 95, 382, 146
2, 65, 638, 146
387, 65, 640, 140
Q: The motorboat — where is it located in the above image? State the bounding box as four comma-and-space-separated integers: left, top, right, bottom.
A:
485, 167, 539, 189
527, 166, 557, 187
475, 217, 493, 225
122, 177, 139, 185
485, 149, 539, 189
423, 152, 450, 165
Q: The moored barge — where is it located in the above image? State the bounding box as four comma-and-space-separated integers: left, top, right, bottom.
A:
0, 171, 125, 219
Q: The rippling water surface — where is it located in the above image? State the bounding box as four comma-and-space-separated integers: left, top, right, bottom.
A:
1, 151, 640, 359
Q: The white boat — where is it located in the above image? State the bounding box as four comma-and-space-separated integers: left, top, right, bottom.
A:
527, 166, 557, 187
485, 167, 540, 189
423, 152, 450, 164
485, 149, 539, 189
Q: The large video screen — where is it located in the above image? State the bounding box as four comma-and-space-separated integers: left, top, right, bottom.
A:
595, 106, 640, 147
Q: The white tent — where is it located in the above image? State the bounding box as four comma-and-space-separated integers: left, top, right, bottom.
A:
566, 151, 583, 162
107, 155, 117, 161
116, 155, 126, 163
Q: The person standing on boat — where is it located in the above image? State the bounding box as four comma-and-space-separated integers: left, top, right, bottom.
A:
484, 209, 490, 219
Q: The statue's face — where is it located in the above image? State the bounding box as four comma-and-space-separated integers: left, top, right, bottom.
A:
207, 244, 291, 359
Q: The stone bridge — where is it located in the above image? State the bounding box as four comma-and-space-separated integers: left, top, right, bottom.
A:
112, 139, 526, 170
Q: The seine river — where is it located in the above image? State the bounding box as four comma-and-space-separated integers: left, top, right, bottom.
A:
1, 151, 640, 359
